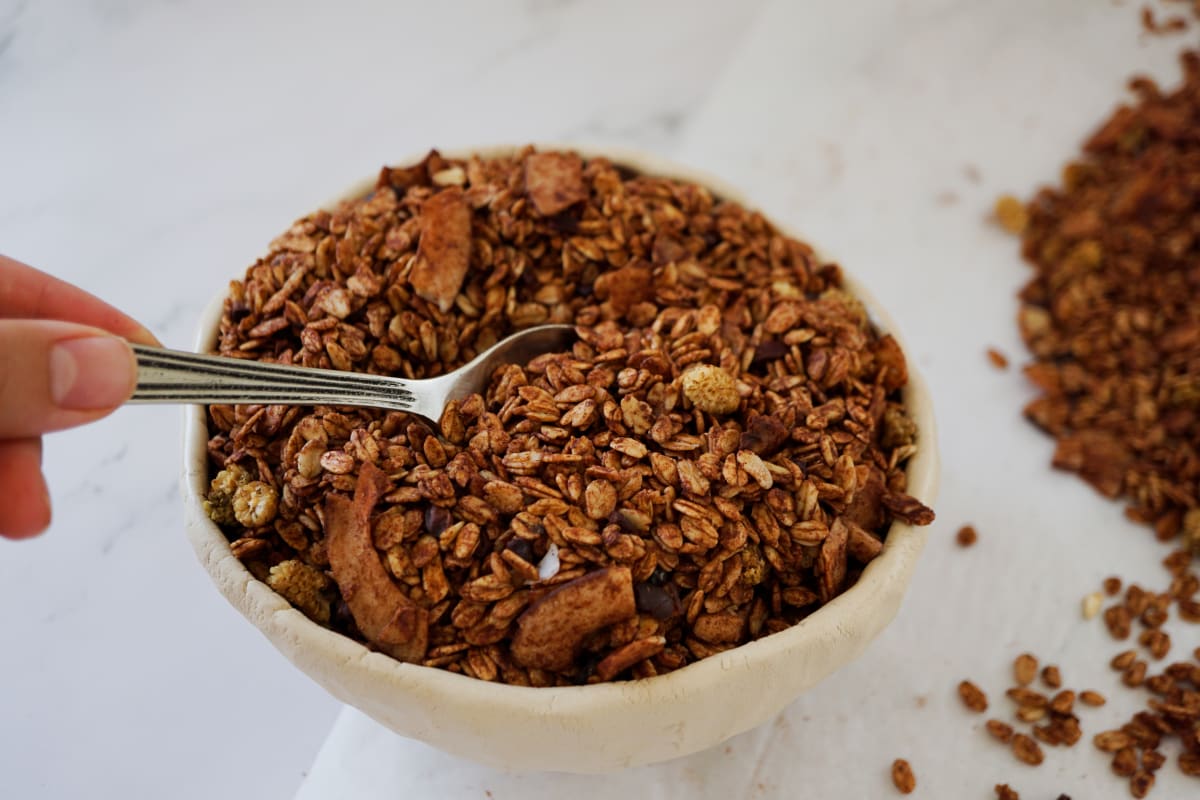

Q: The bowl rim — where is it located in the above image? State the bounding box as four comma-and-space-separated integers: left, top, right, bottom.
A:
182, 143, 939, 719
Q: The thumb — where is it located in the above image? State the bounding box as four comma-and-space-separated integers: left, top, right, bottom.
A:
0, 320, 137, 438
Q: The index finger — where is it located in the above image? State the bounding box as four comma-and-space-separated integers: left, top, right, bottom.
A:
0, 254, 160, 346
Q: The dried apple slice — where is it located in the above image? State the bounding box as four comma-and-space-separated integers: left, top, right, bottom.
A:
326, 461, 429, 663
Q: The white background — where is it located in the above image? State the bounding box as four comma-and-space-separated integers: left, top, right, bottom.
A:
2, 1, 1197, 798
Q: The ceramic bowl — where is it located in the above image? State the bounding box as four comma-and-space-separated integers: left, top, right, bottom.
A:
182, 145, 940, 773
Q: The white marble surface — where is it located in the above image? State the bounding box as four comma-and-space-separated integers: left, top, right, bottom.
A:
2, 0, 1197, 798
0, 1, 761, 798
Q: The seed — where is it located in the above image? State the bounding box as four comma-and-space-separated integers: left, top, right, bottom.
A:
956, 525, 978, 547
890, 759, 916, 794
986, 348, 1009, 369
1013, 653, 1039, 686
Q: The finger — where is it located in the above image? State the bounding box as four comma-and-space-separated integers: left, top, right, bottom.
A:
0, 437, 51, 539
0, 320, 137, 438
0, 254, 160, 346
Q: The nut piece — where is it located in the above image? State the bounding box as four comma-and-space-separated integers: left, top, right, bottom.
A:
958, 680, 989, 713
680, 364, 740, 415
511, 566, 636, 672
523, 151, 587, 216
890, 759, 916, 794
232, 481, 278, 527
267, 559, 332, 625
326, 462, 429, 663
411, 186, 472, 313
1082, 591, 1103, 620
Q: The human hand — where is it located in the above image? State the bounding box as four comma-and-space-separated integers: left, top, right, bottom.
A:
1, 254, 159, 539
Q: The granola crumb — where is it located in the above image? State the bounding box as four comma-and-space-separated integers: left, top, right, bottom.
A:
994, 785, 1020, 800
986, 347, 1010, 369
267, 559, 332, 625
1104, 576, 1123, 596
203, 464, 251, 525
680, 363, 740, 415
232, 481, 279, 527
956, 525, 978, 547
891, 759, 916, 794
994, 195, 1028, 234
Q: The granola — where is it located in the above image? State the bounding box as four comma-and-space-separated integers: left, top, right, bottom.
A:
1014, 51, 1200, 544
203, 147, 932, 685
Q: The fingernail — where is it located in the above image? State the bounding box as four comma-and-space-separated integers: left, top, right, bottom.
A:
49, 336, 135, 410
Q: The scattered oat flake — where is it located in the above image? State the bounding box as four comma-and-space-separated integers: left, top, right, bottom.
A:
891, 759, 916, 794
958, 680, 988, 712
986, 719, 1015, 743
956, 524, 978, 547
1012, 733, 1044, 766
1079, 690, 1106, 707
1013, 653, 1039, 686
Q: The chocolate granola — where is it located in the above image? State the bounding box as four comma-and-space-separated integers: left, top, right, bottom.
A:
203, 147, 932, 685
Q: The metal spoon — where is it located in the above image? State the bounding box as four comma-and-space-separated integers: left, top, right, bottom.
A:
129, 324, 577, 424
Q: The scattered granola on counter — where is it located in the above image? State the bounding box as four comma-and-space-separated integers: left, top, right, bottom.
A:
890, 758, 916, 794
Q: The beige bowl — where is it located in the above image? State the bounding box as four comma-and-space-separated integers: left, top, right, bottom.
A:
182, 145, 940, 773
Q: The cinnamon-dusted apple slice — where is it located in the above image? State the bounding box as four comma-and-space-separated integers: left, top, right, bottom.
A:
511, 566, 636, 672
410, 186, 472, 313
326, 461, 429, 663
523, 151, 587, 216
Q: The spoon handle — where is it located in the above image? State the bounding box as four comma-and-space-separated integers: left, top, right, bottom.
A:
129, 345, 419, 414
